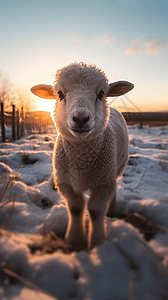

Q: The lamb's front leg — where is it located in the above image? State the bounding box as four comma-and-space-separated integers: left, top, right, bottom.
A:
58, 183, 86, 251
88, 184, 116, 249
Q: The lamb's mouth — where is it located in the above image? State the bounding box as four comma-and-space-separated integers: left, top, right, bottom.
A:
68, 126, 94, 137
71, 128, 90, 133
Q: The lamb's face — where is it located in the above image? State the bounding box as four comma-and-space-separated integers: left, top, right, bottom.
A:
30, 64, 134, 142
54, 70, 109, 141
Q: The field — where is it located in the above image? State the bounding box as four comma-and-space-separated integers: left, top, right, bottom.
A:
0, 125, 168, 299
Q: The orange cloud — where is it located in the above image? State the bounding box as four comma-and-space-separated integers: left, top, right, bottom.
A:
127, 37, 168, 55
99, 35, 115, 45
72, 35, 84, 43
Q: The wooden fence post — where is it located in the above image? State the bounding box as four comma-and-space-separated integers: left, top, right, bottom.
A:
12, 105, 16, 140
1, 103, 5, 142
16, 109, 20, 139
21, 107, 24, 136
139, 113, 143, 129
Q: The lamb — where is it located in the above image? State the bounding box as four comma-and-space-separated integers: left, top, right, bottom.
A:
31, 62, 134, 251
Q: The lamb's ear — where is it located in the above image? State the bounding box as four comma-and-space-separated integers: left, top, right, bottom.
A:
30, 84, 55, 99
106, 81, 134, 97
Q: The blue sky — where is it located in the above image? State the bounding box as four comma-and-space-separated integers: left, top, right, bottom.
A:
0, 0, 168, 112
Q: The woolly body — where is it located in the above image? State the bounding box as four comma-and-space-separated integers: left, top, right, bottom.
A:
53, 108, 128, 194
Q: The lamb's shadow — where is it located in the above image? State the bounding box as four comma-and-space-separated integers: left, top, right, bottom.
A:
113, 212, 159, 242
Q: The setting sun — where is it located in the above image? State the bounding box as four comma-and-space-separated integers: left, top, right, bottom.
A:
35, 97, 56, 114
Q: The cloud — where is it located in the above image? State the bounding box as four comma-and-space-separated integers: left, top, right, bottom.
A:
127, 37, 168, 55
99, 34, 115, 45
72, 35, 84, 43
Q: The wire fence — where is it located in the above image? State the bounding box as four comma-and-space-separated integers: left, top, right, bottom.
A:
109, 95, 168, 127
0, 103, 24, 142
0, 103, 54, 142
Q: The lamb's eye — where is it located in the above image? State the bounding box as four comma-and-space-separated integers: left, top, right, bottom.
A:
97, 90, 104, 101
58, 90, 64, 101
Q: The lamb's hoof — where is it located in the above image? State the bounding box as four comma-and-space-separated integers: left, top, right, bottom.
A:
106, 204, 116, 218
106, 210, 116, 218
89, 236, 106, 250
66, 237, 87, 251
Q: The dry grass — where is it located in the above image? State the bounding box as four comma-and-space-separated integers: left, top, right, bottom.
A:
0, 172, 23, 228
0, 261, 57, 299
0, 173, 69, 298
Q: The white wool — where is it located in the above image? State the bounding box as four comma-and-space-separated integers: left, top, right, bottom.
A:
53, 63, 129, 250
31, 62, 134, 250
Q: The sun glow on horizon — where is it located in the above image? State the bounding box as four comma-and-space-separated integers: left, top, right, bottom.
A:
35, 98, 56, 114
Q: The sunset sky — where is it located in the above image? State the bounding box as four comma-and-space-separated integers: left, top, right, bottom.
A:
0, 0, 168, 112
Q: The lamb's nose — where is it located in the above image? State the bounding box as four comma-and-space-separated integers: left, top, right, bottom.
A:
73, 115, 90, 125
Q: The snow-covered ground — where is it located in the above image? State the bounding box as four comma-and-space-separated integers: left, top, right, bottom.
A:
0, 125, 168, 300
